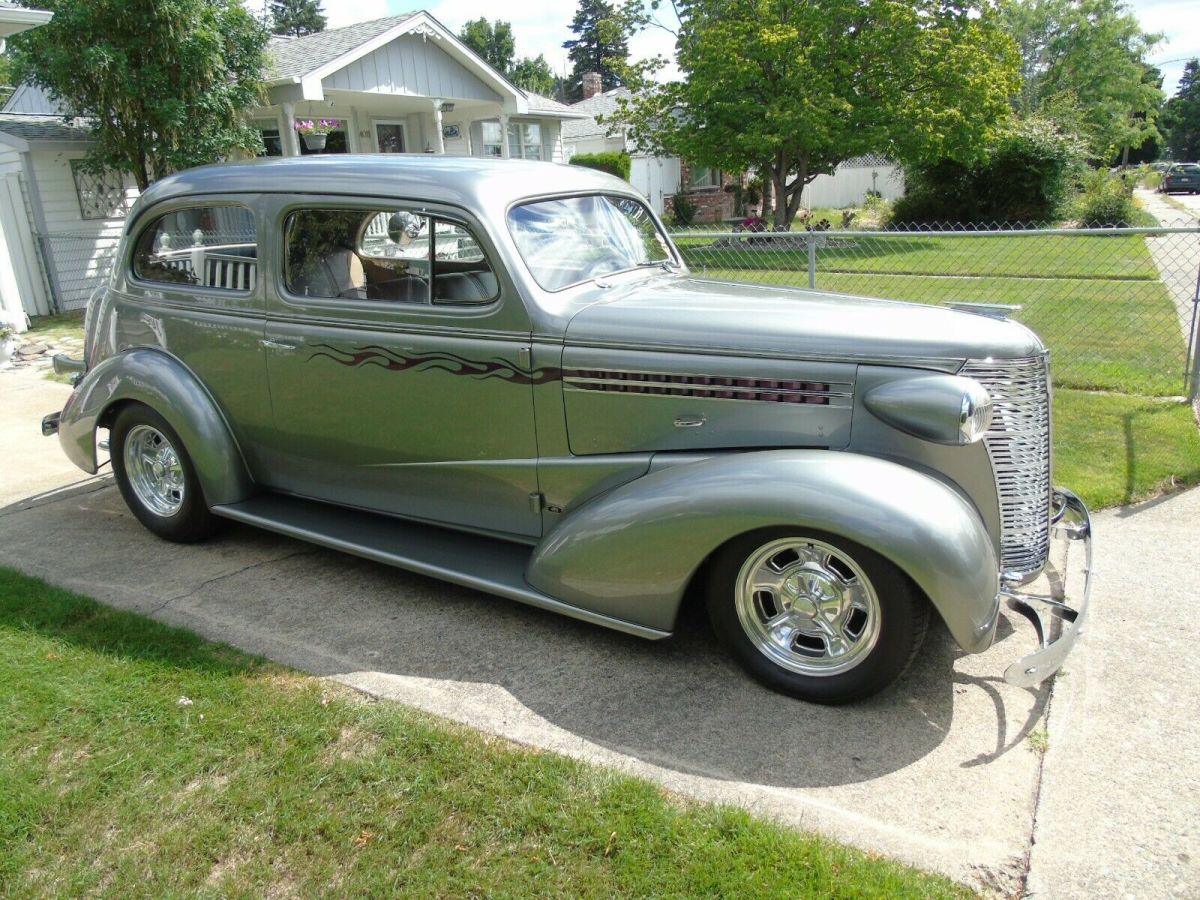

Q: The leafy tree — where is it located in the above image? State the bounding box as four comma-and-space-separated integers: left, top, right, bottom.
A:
612, 0, 1019, 228
1161, 59, 1200, 161
511, 54, 556, 96
1004, 0, 1163, 159
267, 0, 325, 37
460, 18, 558, 97
459, 17, 515, 74
9, 0, 267, 190
563, 0, 631, 101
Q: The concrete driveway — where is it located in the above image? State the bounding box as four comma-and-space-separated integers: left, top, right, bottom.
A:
2, 367, 1196, 896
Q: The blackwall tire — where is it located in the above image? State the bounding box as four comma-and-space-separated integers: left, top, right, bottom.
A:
111, 403, 223, 543
705, 528, 929, 704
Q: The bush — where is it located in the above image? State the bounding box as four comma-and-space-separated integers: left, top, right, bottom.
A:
893, 117, 1087, 226
1073, 169, 1148, 227
669, 193, 697, 226
568, 151, 631, 181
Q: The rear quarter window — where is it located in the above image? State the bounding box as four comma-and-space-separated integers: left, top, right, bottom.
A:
132, 206, 257, 291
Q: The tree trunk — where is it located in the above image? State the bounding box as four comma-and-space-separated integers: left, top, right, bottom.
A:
784, 158, 810, 226
132, 157, 150, 193
772, 168, 789, 229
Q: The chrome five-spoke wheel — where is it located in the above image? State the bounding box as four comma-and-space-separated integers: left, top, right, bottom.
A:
111, 403, 221, 543
123, 424, 186, 517
706, 528, 929, 704
734, 538, 881, 676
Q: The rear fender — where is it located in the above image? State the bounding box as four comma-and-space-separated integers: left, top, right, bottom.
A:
58, 348, 252, 506
528, 450, 999, 652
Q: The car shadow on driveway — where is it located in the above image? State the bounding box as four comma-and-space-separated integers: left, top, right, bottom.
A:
0, 483, 1050, 791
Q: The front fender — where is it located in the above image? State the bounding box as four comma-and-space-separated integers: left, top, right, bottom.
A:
58, 348, 253, 506
528, 450, 999, 652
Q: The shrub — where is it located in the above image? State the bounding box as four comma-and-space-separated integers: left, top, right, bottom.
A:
669, 193, 697, 226
1073, 169, 1146, 227
568, 151, 631, 181
893, 117, 1087, 226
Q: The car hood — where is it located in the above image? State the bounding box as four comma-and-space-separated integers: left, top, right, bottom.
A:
562, 275, 1044, 368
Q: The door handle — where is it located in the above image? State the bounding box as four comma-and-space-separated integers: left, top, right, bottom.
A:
259, 339, 300, 352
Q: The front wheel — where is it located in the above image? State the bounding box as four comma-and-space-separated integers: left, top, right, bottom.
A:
706, 529, 929, 704
111, 404, 222, 543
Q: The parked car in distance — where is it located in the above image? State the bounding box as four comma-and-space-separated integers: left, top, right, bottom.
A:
44, 156, 1091, 703
1160, 162, 1200, 194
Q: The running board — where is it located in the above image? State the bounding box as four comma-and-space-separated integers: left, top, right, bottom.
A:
211, 493, 669, 640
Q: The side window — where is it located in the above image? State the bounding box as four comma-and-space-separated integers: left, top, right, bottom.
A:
133, 206, 257, 291
282, 207, 498, 305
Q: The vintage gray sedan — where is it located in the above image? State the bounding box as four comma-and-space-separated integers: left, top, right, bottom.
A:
44, 156, 1091, 703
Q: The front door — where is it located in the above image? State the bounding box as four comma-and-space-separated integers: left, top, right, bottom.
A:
260, 199, 542, 538
373, 120, 408, 153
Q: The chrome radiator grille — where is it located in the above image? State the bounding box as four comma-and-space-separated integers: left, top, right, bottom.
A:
961, 355, 1052, 578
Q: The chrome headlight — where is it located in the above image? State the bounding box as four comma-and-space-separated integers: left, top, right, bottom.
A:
864, 375, 993, 445
958, 383, 993, 444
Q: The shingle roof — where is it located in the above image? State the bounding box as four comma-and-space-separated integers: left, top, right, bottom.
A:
266, 14, 415, 81
523, 92, 587, 118
0, 113, 92, 144
561, 87, 631, 141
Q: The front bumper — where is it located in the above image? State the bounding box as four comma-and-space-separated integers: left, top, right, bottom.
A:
1001, 488, 1093, 687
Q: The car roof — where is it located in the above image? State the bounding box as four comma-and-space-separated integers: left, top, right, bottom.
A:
132, 155, 637, 223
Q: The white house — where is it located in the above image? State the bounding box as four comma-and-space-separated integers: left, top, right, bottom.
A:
561, 80, 687, 218
561, 76, 905, 224
0, 10, 586, 329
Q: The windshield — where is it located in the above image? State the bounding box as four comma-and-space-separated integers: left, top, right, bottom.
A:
508, 194, 674, 291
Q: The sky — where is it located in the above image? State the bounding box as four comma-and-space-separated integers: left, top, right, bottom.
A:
271, 0, 1195, 98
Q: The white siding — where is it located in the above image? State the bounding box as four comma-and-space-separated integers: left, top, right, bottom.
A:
563, 135, 623, 159
29, 149, 137, 311
1, 83, 63, 116
324, 35, 502, 101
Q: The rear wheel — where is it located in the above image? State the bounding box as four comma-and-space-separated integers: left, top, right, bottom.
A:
111, 404, 222, 543
705, 529, 929, 704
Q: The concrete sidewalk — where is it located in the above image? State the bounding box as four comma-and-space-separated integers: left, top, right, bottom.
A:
2, 367, 1197, 896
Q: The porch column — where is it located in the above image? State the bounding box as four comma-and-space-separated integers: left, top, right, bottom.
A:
498, 113, 511, 159
431, 99, 445, 154
280, 102, 301, 157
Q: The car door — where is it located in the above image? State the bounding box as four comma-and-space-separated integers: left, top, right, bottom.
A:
122, 197, 273, 476
258, 197, 542, 539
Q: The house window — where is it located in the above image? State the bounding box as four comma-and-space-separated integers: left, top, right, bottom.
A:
481, 121, 503, 158
255, 119, 283, 157
689, 165, 721, 189
481, 121, 543, 160
70, 160, 132, 220
508, 122, 542, 161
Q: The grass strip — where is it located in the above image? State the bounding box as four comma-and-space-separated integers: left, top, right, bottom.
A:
0, 569, 970, 898
1053, 390, 1200, 510
677, 233, 1160, 281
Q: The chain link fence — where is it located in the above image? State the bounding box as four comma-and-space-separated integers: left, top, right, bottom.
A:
668, 224, 1200, 400
35, 232, 121, 313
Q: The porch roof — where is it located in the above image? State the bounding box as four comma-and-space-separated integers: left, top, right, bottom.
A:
0, 113, 91, 151
264, 11, 585, 120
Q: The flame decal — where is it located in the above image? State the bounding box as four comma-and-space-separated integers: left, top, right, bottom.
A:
308, 344, 562, 385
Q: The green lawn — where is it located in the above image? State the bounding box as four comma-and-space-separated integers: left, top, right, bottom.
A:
0, 569, 969, 898
681, 229, 1186, 397
677, 233, 1160, 281
1053, 390, 1200, 509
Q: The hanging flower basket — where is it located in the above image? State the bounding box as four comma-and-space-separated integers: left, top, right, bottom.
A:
294, 119, 340, 152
